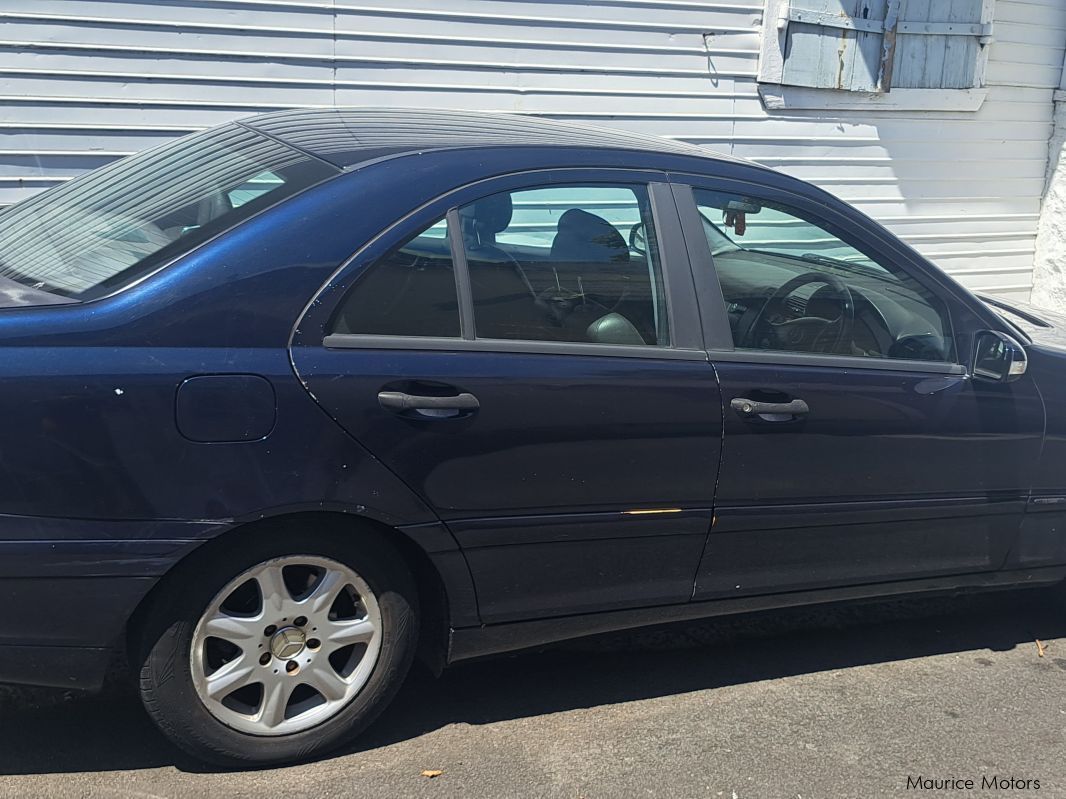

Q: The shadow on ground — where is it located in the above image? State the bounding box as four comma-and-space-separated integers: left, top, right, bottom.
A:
1, 587, 1064, 775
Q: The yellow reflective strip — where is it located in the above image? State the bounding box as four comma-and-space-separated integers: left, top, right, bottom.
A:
622, 508, 684, 515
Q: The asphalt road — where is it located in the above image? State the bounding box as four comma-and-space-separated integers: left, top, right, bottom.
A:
1, 589, 1065, 798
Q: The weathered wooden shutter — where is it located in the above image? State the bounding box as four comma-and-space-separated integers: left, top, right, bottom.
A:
890, 0, 992, 89
778, 0, 993, 92
780, 0, 891, 92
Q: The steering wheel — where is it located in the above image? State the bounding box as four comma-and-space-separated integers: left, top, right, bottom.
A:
742, 271, 855, 354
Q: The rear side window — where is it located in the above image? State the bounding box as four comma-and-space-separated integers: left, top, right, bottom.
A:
331, 216, 461, 338
459, 184, 669, 346
330, 184, 670, 348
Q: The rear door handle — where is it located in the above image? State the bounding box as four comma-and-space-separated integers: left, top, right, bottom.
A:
378, 391, 480, 413
730, 397, 809, 419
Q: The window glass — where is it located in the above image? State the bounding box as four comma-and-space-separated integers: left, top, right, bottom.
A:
0, 125, 337, 300
694, 188, 954, 363
227, 170, 284, 208
459, 185, 669, 346
331, 216, 460, 338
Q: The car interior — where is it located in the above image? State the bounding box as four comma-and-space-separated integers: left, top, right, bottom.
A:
461, 191, 668, 345
333, 186, 670, 346
333, 185, 954, 364
694, 191, 956, 362
10, 166, 308, 300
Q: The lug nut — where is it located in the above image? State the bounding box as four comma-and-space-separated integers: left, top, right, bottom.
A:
264, 624, 277, 636
293, 616, 307, 627
259, 653, 271, 666
306, 638, 321, 650
285, 661, 299, 674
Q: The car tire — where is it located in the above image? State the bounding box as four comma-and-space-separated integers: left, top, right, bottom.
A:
134, 523, 419, 766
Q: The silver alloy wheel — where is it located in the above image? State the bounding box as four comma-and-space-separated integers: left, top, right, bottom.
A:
190, 555, 382, 736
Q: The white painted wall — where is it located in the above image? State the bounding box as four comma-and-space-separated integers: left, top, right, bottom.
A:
1, 0, 1064, 302
1032, 48, 1066, 311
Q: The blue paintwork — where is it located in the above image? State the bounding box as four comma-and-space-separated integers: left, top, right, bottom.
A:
698, 363, 1042, 598
294, 346, 722, 621
175, 374, 276, 443
0, 110, 1063, 690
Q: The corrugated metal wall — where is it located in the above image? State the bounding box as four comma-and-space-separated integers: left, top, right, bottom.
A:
1, 0, 1063, 300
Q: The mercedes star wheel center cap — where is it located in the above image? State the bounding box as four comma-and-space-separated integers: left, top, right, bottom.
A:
270, 626, 307, 660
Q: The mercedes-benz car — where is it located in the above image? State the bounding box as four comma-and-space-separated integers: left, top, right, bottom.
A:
1, 108, 1063, 766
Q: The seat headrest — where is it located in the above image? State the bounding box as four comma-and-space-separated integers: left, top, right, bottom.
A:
550, 208, 629, 263
459, 193, 513, 247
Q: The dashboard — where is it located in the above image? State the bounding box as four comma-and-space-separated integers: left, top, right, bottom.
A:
711, 248, 952, 362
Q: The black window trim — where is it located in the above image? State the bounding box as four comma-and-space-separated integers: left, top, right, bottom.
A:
321, 333, 710, 361
446, 206, 477, 341
669, 173, 968, 377
318, 168, 706, 359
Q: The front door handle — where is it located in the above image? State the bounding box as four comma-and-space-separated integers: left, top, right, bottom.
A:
730, 397, 809, 419
378, 390, 480, 413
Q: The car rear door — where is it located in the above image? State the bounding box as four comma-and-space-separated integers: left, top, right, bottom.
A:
670, 177, 1045, 601
291, 169, 722, 623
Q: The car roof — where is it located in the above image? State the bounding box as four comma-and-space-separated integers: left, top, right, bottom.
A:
238, 107, 749, 170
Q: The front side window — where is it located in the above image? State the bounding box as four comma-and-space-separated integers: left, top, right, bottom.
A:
694, 188, 954, 364
0, 125, 337, 300
459, 184, 669, 346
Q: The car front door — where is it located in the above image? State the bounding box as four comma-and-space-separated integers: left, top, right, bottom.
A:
291, 170, 722, 623
670, 177, 1045, 601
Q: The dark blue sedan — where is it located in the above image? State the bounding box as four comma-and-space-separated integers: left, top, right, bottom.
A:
0, 108, 1061, 765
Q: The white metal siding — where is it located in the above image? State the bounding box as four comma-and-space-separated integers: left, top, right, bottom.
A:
1, 0, 1063, 300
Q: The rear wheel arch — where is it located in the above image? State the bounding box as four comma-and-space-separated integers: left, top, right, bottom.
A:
126, 510, 451, 680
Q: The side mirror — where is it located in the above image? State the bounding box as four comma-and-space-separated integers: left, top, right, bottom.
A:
972, 330, 1028, 383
